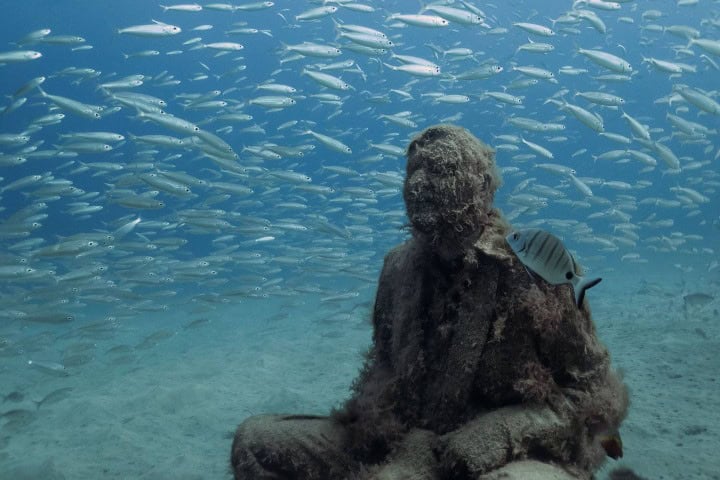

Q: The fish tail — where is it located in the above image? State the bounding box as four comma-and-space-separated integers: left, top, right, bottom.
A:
575, 277, 602, 307
599, 433, 623, 460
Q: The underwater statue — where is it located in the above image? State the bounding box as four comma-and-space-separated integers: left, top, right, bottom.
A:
230, 124, 629, 479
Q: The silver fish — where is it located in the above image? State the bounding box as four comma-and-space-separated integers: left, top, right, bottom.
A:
37, 87, 103, 119
117, 22, 182, 37
683, 293, 713, 308
28, 360, 70, 377
506, 228, 602, 306
0, 50, 42, 63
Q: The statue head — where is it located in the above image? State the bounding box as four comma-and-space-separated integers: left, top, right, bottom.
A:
403, 125, 502, 261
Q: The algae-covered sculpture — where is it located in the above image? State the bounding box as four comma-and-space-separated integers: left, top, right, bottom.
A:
230, 125, 629, 479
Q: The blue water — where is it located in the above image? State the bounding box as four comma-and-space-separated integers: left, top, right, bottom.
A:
1, 0, 719, 478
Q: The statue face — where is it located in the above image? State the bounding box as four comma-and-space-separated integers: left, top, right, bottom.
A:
403, 125, 500, 258
404, 168, 442, 236
404, 163, 492, 255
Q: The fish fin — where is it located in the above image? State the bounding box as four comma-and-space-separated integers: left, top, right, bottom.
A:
576, 277, 602, 307
330, 16, 344, 29
569, 252, 584, 276
599, 433, 623, 460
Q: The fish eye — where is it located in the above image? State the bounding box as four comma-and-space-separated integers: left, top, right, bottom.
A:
87, 241, 97, 247
512, 233, 519, 240
565, 271, 574, 280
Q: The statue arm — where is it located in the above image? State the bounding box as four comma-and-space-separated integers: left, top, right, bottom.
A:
363, 406, 582, 480
370, 244, 409, 360
435, 405, 580, 478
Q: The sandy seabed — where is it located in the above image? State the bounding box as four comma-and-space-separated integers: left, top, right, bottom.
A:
1, 267, 718, 479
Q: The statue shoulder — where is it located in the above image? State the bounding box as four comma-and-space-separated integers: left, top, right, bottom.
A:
381, 239, 423, 276
474, 209, 515, 263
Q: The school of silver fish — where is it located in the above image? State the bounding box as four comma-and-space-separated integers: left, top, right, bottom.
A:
0, 0, 718, 360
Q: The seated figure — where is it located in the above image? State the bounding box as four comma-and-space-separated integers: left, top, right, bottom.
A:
230, 124, 629, 480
